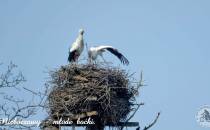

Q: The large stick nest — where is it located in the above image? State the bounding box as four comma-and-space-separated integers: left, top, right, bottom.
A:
46, 64, 138, 125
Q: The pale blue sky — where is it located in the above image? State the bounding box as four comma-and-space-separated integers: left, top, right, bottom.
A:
1, 0, 210, 130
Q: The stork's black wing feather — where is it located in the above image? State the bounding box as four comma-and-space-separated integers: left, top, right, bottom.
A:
106, 47, 129, 65
68, 50, 76, 62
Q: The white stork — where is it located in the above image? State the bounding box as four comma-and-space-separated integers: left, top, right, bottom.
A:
88, 45, 129, 65
68, 29, 84, 62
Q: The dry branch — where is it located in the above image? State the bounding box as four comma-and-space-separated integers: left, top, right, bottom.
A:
143, 112, 160, 130
0, 62, 46, 130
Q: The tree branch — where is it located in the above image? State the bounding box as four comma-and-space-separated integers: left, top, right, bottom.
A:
143, 112, 160, 130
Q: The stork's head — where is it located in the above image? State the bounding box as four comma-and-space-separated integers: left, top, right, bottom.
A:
79, 29, 84, 35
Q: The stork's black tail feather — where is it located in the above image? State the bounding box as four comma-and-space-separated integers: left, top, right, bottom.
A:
68, 50, 76, 62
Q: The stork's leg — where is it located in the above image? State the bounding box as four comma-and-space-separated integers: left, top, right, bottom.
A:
75, 59, 78, 65
89, 58, 95, 65
92, 59, 97, 65
94, 60, 97, 65
88, 58, 91, 64
74, 53, 80, 64
100, 55, 108, 64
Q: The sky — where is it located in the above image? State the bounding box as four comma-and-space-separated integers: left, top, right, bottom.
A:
0, 0, 210, 130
